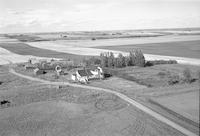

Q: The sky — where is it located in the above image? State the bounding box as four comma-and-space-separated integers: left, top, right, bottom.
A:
0, 0, 200, 33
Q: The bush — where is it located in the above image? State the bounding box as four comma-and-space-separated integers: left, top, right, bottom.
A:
157, 72, 167, 78
168, 75, 180, 85
183, 68, 192, 83
145, 60, 177, 67
145, 61, 154, 67
198, 71, 200, 84
82, 57, 101, 66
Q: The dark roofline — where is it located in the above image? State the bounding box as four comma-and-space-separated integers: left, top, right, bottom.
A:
77, 69, 93, 77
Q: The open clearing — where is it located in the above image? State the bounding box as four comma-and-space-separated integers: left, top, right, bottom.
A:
94, 40, 200, 59
0, 100, 183, 136
1, 35, 200, 65
54, 35, 200, 48
0, 66, 184, 136
102, 64, 200, 87
0, 42, 87, 61
6, 66, 199, 136
0, 47, 58, 65
0, 36, 18, 43
26, 41, 127, 57
26, 41, 200, 65
0, 32, 199, 136
153, 91, 199, 123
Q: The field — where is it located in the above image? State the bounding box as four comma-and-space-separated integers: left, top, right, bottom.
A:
88, 64, 200, 133
0, 47, 56, 65
88, 75, 200, 134
0, 29, 200, 136
103, 64, 200, 87
10, 62, 200, 134
94, 40, 200, 59
0, 66, 184, 136
0, 42, 89, 62
153, 91, 199, 123
1, 34, 200, 65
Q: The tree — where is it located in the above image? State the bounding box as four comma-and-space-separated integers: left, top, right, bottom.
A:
198, 71, 200, 91
100, 52, 108, 67
88, 57, 101, 65
116, 53, 125, 68
108, 52, 115, 67
134, 49, 145, 67
116, 53, 123, 68
99, 49, 145, 68
183, 68, 192, 83
114, 57, 119, 68
124, 56, 130, 67
128, 50, 135, 66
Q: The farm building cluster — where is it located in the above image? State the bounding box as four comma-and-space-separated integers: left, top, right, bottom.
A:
22, 58, 104, 84
71, 66, 104, 84
24, 58, 73, 76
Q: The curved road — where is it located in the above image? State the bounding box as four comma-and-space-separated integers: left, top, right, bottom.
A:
9, 68, 197, 136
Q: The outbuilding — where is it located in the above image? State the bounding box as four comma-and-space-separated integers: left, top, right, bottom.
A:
34, 68, 46, 75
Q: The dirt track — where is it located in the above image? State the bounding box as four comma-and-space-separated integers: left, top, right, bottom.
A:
9, 68, 198, 136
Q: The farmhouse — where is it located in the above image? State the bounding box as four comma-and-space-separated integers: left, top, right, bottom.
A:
71, 66, 104, 83
90, 66, 104, 79
71, 74, 77, 81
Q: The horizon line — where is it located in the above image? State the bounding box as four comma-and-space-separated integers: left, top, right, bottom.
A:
1, 27, 200, 35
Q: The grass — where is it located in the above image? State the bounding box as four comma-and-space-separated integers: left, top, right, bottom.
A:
5, 34, 45, 42
153, 91, 199, 123
0, 43, 88, 62
0, 66, 184, 136
94, 40, 200, 59
88, 73, 200, 134
103, 64, 200, 87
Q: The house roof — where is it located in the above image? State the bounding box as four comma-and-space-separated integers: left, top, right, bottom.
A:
86, 65, 102, 71
77, 69, 93, 77
86, 69, 93, 76
24, 63, 37, 68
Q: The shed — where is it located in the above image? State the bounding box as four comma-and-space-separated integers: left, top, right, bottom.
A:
71, 74, 77, 81
24, 63, 37, 70
34, 68, 46, 75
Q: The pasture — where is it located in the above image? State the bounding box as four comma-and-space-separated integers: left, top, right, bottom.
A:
0, 47, 55, 65
103, 64, 200, 87
0, 66, 183, 136
94, 40, 200, 59
0, 31, 199, 135
54, 35, 200, 48
88, 72, 200, 134
0, 42, 88, 62
153, 91, 199, 123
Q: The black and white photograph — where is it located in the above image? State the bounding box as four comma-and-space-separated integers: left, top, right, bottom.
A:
0, 0, 199, 136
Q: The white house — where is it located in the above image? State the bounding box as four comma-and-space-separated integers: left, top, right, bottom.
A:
71, 74, 77, 81
90, 66, 104, 79
71, 66, 104, 83
75, 69, 90, 84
